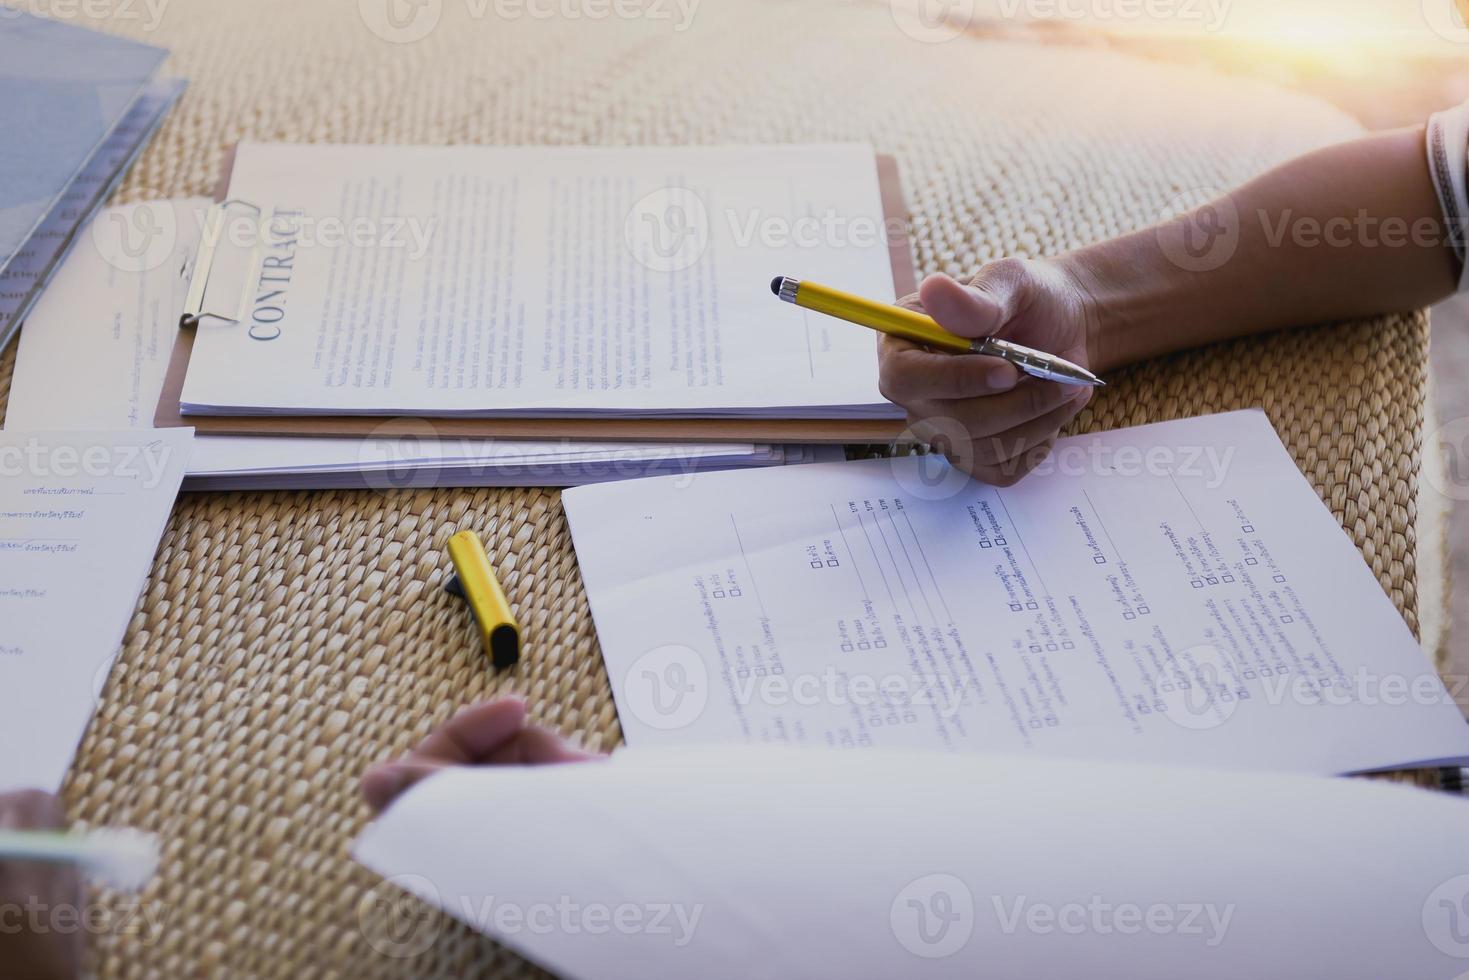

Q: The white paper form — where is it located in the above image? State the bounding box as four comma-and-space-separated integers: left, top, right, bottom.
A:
353, 748, 1469, 980
4, 200, 787, 488
0, 428, 190, 791
563, 410, 1469, 774
176, 143, 901, 418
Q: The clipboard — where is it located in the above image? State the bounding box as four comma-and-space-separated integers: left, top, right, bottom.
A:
155, 149, 917, 444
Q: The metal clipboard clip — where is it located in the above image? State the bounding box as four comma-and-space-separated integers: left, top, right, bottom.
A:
179, 199, 264, 329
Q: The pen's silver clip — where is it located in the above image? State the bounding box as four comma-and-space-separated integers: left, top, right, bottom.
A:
179, 199, 263, 329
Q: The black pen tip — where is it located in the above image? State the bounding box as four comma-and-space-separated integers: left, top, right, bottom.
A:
770, 276, 782, 296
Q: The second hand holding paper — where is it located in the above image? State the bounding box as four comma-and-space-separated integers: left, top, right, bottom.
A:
354, 748, 1469, 980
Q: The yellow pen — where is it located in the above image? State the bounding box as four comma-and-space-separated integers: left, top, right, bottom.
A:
770, 276, 1102, 387
445, 530, 521, 669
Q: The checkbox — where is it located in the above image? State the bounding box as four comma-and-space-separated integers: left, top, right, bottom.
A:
1276, 665, 1290, 674
1222, 575, 1234, 584
1093, 555, 1106, 564
995, 537, 1007, 546
755, 666, 767, 677
1191, 580, 1204, 589
1025, 601, 1038, 610
810, 561, 822, 569
1123, 611, 1135, 621
738, 667, 750, 678
1220, 690, 1235, 702
980, 540, 992, 549
1028, 718, 1042, 729
1243, 670, 1256, 680
1046, 643, 1057, 651
841, 643, 853, 652
874, 640, 887, 649
1045, 716, 1059, 727
1281, 614, 1293, 624
1242, 525, 1254, 533
1260, 667, 1273, 677
1029, 644, 1040, 653
713, 590, 725, 598
1273, 574, 1286, 583
1245, 557, 1258, 566
771, 664, 785, 675
1062, 641, 1075, 650
729, 588, 741, 597
1161, 682, 1175, 693
827, 559, 839, 567
1010, 603, 1022, 612
858, 642, 870, 650
1137, 606, 1150, 615
1206, 576, 1218, 585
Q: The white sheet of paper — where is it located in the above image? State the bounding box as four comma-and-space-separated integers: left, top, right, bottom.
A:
563, 410, 1469, 774
176, 142, 901, 418
353, 747, 1469, 980
4, 200, 792, 487
0, 428, 190, 792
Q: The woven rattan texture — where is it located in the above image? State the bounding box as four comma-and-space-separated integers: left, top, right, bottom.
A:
0, 0, 1439, 976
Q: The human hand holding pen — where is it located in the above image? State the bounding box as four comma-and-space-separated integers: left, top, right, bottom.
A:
878, 259, 1100, 487
880, 122, 1466, 487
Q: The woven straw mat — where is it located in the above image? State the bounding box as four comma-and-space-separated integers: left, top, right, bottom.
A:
0, 0, 1445, 976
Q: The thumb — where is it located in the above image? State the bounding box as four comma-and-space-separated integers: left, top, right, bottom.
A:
917, 267, 1033, 340
918, 268, 1028, 390
361, 759, 447, 812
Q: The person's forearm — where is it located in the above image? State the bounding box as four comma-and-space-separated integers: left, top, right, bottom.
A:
1057, 127, 1462, 373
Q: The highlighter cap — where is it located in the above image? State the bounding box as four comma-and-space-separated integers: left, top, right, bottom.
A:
445, 573, 521, 670
447, 530, 521, 670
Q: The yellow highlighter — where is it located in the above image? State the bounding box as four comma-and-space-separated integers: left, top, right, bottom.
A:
770, 276, 1101, 387
446, 530, 520, 670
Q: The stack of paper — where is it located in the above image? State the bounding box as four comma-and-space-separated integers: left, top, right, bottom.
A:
0, 10, 183, 350
354, 748, 1469, 980
563, 410, 1469, 775
184, 443, 835, 492
6, 200, 838, 490
168, 143, 906, 424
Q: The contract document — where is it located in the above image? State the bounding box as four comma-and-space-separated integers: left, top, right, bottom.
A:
7, 200, 831, 490
0, 428, 191, 791
176, 143, 903, 420
562, 410, 1469, 774
353, 748, 1469, 980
